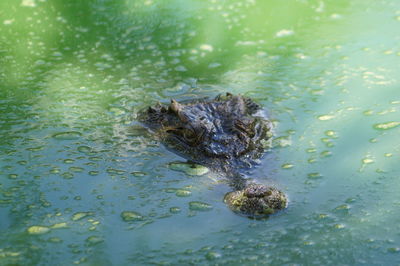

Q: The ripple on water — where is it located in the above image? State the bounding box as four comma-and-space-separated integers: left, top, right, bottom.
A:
69, 166, 84, 172
63, 158, 75, 164
52, 131, 82, 140
77, 145, 92, 153
88, 171, 99, 176
130, 171, 147, 177
61, 172, 74, 179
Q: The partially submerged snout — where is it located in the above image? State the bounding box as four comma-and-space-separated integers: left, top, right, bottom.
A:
224, 183, 287, 218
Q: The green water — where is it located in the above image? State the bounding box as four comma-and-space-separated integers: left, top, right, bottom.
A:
1, 0, 400, 265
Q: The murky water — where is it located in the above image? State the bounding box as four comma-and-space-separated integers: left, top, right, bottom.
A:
1, 0, 400, 265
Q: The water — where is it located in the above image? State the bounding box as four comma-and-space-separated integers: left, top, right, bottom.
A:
1, 0, 399, 265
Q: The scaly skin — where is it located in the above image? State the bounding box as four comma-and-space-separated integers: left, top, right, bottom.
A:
138, 93, 287, 218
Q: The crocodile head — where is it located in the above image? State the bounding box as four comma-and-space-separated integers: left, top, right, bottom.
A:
138, 93, 287, 218
138, 93, 272, 168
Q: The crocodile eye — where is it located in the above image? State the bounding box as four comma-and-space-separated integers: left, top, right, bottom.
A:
165, 127, 199, 146
183, 128, 197, 142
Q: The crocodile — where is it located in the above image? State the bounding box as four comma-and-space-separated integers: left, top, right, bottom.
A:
138, 93, 287, 218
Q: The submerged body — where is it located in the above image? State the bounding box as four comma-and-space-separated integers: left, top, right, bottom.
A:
138, 93, 287, 218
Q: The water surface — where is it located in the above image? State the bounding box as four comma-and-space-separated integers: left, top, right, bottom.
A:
1, 0, 400, 265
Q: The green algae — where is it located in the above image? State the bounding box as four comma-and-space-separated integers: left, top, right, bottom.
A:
27, 225, 51, 235
121, 211, 144, 222
86, 236, 104, 246
169, 207, 181, 214
72, 212, 94, 221
168, 162, 209, 176
373, 121, 400, 130
175, 189, 192, 197
188, 201, 213, 211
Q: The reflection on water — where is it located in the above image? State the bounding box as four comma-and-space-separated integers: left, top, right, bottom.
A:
0, 0, 400, 264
